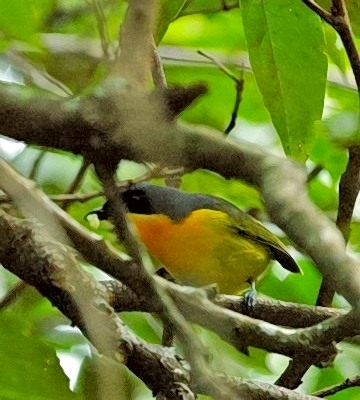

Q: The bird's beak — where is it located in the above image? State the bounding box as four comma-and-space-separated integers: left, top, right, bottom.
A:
85, 209, 104, 229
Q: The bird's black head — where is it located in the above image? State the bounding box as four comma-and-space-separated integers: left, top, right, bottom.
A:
86, 182, 219, 222
121, 183, 219, 220
120, 184, 155, 214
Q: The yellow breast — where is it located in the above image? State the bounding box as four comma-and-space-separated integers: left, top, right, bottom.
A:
129, 209, 270, 294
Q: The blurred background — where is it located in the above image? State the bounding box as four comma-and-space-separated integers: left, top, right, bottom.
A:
0, 1, 360, 399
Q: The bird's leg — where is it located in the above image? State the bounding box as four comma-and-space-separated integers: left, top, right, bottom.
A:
155, 267, 176, 345
244, 278, 257, 309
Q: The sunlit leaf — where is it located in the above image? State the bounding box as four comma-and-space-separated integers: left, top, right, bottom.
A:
310, 123, 348, 181
156, 0, 188, 42
163, 10, 246, 49
347, 0, 360, 36
180, 0, 239, 16
164, 65, 270, 130
0, 0, 41, 45
0, 315, 79, 400
259, 258, 321, 305
241, 0, 327, 161
323, 25, 348, 74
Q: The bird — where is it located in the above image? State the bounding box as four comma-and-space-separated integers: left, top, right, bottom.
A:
86, 183, 300, 300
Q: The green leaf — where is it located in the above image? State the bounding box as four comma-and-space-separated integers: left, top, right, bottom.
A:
241, 0, 327, 161
180, 0, 239, 16
350, 222, 360, 253
259, 258, 321, 304
325, 111, 360, 144
310, 123, 348, 181
156, 0, 188, 43
181, 170, 263, 211
308, 178, 339, 212
323, 25, 348, 74
347, 0, 360, 36
163, 8, 246, 49
76, 355, 131, 400
0, 315, 79, 400
164, 65, 270, 130
0, 0, 40, 45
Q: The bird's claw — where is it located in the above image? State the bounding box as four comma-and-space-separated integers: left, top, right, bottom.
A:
244, 279, 257, 310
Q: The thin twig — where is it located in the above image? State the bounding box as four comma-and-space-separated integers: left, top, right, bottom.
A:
172, 0, 193, 21
91, 0, 111, 60
302, 0, 360, 88
313, 374, 360, 397
301, 0, 333, 24
197, 50, 244, 134
60, 159, 90, 209
50, 165, 185, 205
0, 281, 27, 309
6, 50, 73, 97
306, 164, 323, 183
29, 150, 47, 180
331, 3, 360, 90
151, 40, 167, 88
225, 71, 244, 134
51, 190, 103, 203
197, 50, 240, 82
93, 161, 235, 399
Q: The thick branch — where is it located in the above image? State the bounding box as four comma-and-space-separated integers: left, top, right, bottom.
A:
0, 208, 327, 400
0, 195, 326, 399
3, 160, 358, 367
116, 0, 157, 88
303, 0, 360, 308
2, 86, 360, 308
0, 210, 192, 397
158, 279, 360, 363
3, 158, 360, 399
105, 279, 347, 328
215, 295, 346, 328
92, 163, 233, 399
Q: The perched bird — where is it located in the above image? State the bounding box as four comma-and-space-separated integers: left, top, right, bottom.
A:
87, 183, 300, 298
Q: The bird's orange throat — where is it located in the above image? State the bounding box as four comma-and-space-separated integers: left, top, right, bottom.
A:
128, 210, 270, 294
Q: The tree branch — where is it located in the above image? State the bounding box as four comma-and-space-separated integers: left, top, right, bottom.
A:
313, 374, 360, 397
0, 281, 27, 309
197, 50, 244, 134
0, 160, 329, 400
2, 85, 360, 308
116, 0, 157, 88
60, 158, 90, 209
215, 295, 346, 328
302, 0, 360, 308
92, 162, 244, 399
301, 0, 333, 24
0, 209, 193, 398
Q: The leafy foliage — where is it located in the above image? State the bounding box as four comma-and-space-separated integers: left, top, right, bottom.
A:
242, 0, 327, 161
0, 0, 359, 399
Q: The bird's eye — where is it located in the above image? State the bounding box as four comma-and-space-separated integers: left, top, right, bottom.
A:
122, 188, 152, 214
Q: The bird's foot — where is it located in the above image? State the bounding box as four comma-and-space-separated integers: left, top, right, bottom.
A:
244, 279, 257, 310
